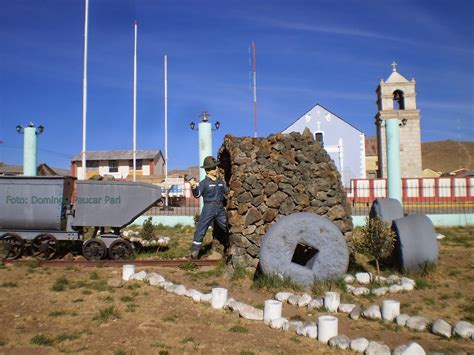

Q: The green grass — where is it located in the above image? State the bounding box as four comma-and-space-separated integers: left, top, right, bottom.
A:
290, 336, 301, 343
120, 295, 135, 303
414, 278, 433, 290
0, 340, 6, 346
162, 315, 177, 322
231, 266, 248, 281
461, 299, 474, 322
89, 271, 100, 280
26, 259, 41, 269
124, 282, 141, 290
100, 295, 114, 303
51, 276, 70, 292
189, 259, 226, 280
423, 297, 436, 305
48, 310, 67, 317
312, 277, 346, 294
252, 274, 302, 291
72, 298, 84, 303
179, 261, 198, 271
437, 227, 473, 247
31, 335, 54, 346
180, 336, 194, 344
240, 351, 255, 355
93, 305, 120, 322
151, 342, 172, 350
87, 280, 110, 292
55, 333, 79, 343
229, 325, 249, 333
126, 304, 138, 312
289, 315, 304, 321
0, 281, 17, 288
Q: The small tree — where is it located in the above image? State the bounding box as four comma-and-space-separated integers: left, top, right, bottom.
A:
351, 216, 395, 276
140, 217, 155, 241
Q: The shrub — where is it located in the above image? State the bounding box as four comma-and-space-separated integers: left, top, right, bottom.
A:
229, 325, 249, 333
93, 305, 120, 322
30, 335, 54, 346
51, 277, 69, 292
140, 217, 155, 241
351, 216, 395, 275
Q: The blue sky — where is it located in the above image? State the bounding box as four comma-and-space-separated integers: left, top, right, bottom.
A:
0, 0, 472, 170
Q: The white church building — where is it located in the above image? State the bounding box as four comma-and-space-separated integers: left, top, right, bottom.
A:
282, 104, 366, 186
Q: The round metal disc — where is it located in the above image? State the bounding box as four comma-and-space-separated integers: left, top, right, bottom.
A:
0, 233, 24, 260
82, 238, 107, 261
31, 234, 58, 260
108, 239, 133, 260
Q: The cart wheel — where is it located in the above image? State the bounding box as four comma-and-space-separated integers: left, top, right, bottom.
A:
31, 234, 58, 260
108, 239, 133, 260
82, 239, 107, 260
0, 233, 24, 260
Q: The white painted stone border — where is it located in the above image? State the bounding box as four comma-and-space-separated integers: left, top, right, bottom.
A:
117, 268, 465, 353
275, 289, 474, 340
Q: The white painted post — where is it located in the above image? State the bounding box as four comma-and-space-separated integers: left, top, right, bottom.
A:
81, 0, 89, 180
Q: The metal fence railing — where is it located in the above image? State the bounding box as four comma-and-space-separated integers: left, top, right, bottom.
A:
347, 186, 474, 216
144, 185, 474, 217
144, 186, 200, 216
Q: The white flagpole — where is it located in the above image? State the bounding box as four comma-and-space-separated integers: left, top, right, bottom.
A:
133, 20, 138, 182
164, 54, 168, 179
81, 0, 89, 180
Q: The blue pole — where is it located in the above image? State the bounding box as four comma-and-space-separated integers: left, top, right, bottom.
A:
385, 118, 402, 204
23, 127, 37, 176
198, 121, 212, 209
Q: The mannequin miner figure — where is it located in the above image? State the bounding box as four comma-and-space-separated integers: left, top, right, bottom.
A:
188, 156, 229, 260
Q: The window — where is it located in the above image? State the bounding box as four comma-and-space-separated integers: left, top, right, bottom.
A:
315, 132, 324, 147
393, 90, 405, 110
129, 159, 142, 170
108, 160, 118, 173
86, 160, 99, 169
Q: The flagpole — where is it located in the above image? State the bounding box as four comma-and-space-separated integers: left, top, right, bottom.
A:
133, 20, 138, 182
81, 0, 89, 180
164, 54, 168, 179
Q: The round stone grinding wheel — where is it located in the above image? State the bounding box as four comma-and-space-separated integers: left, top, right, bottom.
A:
392, 214, 438, 272
369, 198, 404, 225
259, 212, 349, 288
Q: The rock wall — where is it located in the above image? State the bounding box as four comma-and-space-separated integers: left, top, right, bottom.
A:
217, 129, 353, 270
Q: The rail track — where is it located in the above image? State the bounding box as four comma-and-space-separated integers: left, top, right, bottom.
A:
5, 258, 219, 268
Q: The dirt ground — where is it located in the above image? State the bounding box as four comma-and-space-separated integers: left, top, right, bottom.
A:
0, 227, 472, 354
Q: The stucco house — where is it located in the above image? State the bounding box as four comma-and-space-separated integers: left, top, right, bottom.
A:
282, 103, 366, 186
71, 150, 165, 179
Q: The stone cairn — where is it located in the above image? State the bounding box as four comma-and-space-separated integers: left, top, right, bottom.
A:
217, 128, 353, 271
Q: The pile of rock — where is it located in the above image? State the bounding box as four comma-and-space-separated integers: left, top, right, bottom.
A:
343, 273, 416, 296
122, 230, 171, 249
217, 130, 353, 270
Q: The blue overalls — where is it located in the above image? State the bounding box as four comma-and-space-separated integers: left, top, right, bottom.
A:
191, 176, 228, 252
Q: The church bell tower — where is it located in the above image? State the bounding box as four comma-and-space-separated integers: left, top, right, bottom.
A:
375, 62, 422, 178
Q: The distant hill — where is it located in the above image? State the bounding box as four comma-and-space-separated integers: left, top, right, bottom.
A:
422, 140, 474, 173
169, 141, 474, 178
168, 166, 199, 179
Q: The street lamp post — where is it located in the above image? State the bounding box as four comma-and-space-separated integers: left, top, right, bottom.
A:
190, 111, 220, 209
16, 122, 44, 176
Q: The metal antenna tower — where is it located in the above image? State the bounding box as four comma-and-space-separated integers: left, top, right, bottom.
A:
250, 41, 257, 138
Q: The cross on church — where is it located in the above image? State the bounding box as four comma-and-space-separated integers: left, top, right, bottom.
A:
391, 61, 398, 72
